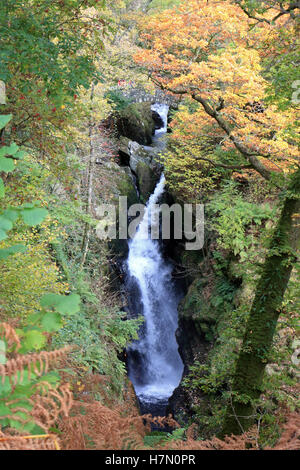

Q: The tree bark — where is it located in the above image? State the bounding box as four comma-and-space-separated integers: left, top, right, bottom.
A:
220, 167, 300, 437
80, 83, 95, 268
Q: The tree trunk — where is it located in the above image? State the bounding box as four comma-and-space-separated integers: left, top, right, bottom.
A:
80, 84, 95, 268
220, 168, 300, 437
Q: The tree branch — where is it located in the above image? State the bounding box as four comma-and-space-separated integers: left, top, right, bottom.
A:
192, 154, 252, 170
150, 75, 276, 182
191, 93, 273, 181
235, 0, 300, 24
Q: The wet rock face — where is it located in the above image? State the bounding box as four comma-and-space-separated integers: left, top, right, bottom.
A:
115, 101, 169, 202
152, 110, 164, 130
178, 278, 218, 341
128, 141, 152, 174
118, 136, 162, 202
166, 281, 213, 421
136, 161, 157, 202
117, 167, 140, 207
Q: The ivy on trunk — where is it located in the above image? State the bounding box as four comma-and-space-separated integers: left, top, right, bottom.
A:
220, 168, 300, 437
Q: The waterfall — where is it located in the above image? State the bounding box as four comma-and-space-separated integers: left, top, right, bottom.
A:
151, 103, 169, 135
149, 103, 169, 152
125, 103, 184, 413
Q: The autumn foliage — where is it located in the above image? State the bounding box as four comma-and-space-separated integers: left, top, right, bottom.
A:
1, 0, 299, 451
0, 322, 299, 450
134, 0, 299, 192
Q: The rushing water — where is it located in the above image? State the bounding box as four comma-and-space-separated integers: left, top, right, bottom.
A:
125, 104, 184, 414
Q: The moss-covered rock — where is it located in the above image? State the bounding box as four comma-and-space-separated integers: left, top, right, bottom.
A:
117, 168, 139, 207
108, 169, 139, 258
167, 276, 214, 424
179, 278, 217, 341
118, 136, 160, 202
129, 143, 152, 174
116, 102, 155, 145
136, 161, 157, 203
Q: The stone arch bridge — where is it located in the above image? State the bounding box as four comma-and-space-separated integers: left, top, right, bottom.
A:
115, 86, 180, 108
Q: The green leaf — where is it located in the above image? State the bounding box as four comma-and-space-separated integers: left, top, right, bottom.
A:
11, 369, 37, 387
30, 424, 46, 434
23, 330, 46, 351
27, 311, 44, 325
0, 178, 4, 198
0, 244, 26, 259
21, 207, 48, 226
0, 114, 12, 130
0, 143, 19, 157
0, 377, 11, 397
10, 384, 34, 400
7, 400, 33, 412
2, 209, 19, 222
0, 418, 9, 428
0, 215, 13, 231
40, 293, 80, 315
40, 372, 60, 387
41, 312, 63, 332
0, 156, 14, 172
40, 294, 62, 309
14, 150, 26, 159
0, 339, 6, 365
9, 417, 36, 433
0, 228, 8, 241
0, 404, 11, 416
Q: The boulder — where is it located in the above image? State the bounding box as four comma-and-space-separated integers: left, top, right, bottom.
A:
118, 137, 152, 172
129, 142, 152, 174
115, 102, 155, 145
118, 137, 161, 202
136, 161, 157, 202
116, 167, 139, 207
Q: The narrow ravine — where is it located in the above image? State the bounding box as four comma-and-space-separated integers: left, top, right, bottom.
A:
124, 104, 184, 416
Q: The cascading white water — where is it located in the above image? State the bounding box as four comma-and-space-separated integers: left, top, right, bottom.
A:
126, 104, 184, 411
151, 103, 169, 135
149, 103, 169, 152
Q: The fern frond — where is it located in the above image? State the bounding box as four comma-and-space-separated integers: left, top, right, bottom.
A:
0, 323, 21, 351
30, 383, 73, 431
0, 346, 71, 385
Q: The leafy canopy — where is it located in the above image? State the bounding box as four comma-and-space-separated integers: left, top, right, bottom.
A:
134, 0, 299, 186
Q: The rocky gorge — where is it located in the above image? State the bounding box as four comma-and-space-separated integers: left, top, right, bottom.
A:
90, 90, 297, 440
98, 94, 224, 429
